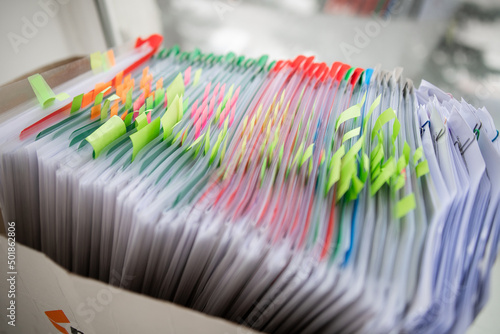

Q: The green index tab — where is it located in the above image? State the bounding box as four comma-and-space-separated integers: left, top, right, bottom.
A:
85, 116, 126, 158
28, 74, 69, 108
135, 113, 148, 130
166, 73, 185, 107
193, 69, 202, 86
371, 108, 396, 141
130, 117, 160, 161
71, 94, 84, 113
395, 193, 416, 218
161, 95, 181, 139
343, 127, 360, 143
326, 145, 345, 195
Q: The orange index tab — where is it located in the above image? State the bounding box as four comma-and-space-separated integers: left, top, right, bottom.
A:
81, 91, 94, 108
110, 101, 119, 117
91, 105, 101, 120
107, 49, 116, 67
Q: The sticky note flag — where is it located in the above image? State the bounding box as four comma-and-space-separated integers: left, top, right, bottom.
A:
395, 193, 416, 218
71, 94, 84, 113
28, 74, 69, 108
86, 116, 126, 158
161, 95, 181, 140
90, 52, 102, 73
166, 73, 185, 108
110, 101, 119, 117
91, 105, 101, 120
130, 117, 161, 161
184, 66, 191, 86
80, 92, 93, 109
135, 113, 148, 130
146, 95, 154, 110
101, 100, 110, 120
107, 49, 116, 67
125, 89, 133, 110
193, 69, 202, 86
155, 88, 165, 107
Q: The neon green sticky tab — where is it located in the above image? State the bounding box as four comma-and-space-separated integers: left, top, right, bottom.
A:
101, 52, 109, 71
371, 156, 396, 196
85, 116, 126, 158
204, 124, 211, 155
166, 73, 184, 107
161, 95, 180, 139
28, 74, 69, 108
413, 147, 424, 163
343, 127, 361, 143
173, 125, 185, 145
363, 95, 381, 128
326, 145, 345, 194
335, 104, 361, 131
292, 143, 305, 169
209, 131, 224, 165
360, 153, 370, 182
101, 99, 110, 120
177, 95, 184, 122
94, 92, 104, 106
397, 155, 407, 174
371, 108, 396, 141
130, 117, 160, 161
155, 88, 165, 107
396, 193, 416, 218
135, 113, 148, 130
125, 89, 133, 110
337, 156, 356, 200
301, 144, 314, 167
349, 174, 364, 201
193, 69, 202, 86
343, 135, 364, 162
107, 94, 120, 102
187, 135, 203, 151
416, 160, 429, 178
146, 96, 154, 110
394, 174, 406, 192
124, 113, 133, 126
392, 117, 400, 144
403, 142, 410, 165
90, 52, 102, 72
71, 94, 84, 113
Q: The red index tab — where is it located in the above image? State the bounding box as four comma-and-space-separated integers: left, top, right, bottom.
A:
350, 68, 364, 86
45, 310, 70, 334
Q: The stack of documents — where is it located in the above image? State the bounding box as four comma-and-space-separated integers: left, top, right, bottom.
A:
0, 36, 498, 334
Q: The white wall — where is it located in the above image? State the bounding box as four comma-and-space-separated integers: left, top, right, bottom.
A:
0, 0, 107, 85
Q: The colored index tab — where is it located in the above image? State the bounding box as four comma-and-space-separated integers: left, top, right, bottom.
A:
335, 93, 365, 131
416, 160, 429, 177
90, 52, 102, 72
395, 193, 416, 218
193, 69, 202, 86
326, 145, 345, 194
363, 95, 381, 128
343, 127, 361, 143
28, 74, 69, 108
166, 73, 185, 108
135, 113, 148, 130
161, 95, 181, 139
71, 94, 84, 113
130, 117, 161, 161
85, 116, 126, 158
371, 107, 396, 141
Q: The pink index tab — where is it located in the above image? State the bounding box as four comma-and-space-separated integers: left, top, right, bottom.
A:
133, 93, 145, 111
208, 94, 216, 118
212, 83, 220, 103
194, 118, 202, 139
201, 103, 208, 129
218, 83, 226, 105
184, 66, 191, 86
191, 99, 199, 119
147, 110, 152, 123
232, 86, 240, 107
202, 82, 211, 103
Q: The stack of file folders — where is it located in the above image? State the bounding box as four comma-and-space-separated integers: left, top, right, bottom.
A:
0, 35, 499, 334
